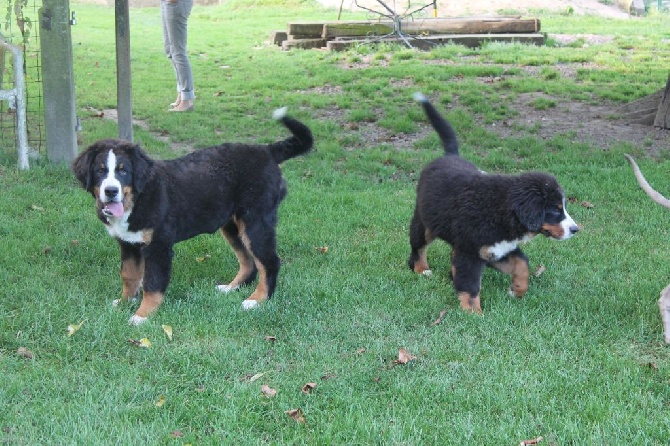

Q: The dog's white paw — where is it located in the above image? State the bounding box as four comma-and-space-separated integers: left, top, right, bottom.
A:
421, 269, 433, 277
217, 284, 239, 294
129, 314, 147, 325
241, 299, 260, 310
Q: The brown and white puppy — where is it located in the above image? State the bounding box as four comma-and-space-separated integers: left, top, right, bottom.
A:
72, 108, 312, 324
409, 93, 579, 313
625, 154, 670, 343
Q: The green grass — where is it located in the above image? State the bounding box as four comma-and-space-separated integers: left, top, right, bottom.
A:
2, 1, 670, 444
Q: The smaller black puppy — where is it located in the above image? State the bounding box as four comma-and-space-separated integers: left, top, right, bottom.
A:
72, 107, 312, 324
409, 93, 579, 313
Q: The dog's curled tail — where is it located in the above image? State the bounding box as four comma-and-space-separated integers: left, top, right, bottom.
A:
269, 107, 314, 164
624, 154, 670, 209
414, 92, 459, 156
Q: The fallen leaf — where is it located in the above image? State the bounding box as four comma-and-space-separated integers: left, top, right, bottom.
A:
170, 430, 184, 438
355, 347, 366, 355
66, 321, 84, 337
519, 436, 543, 446
162, 325, 173, 341
431, 309, 448, 326
155, 395, 166, 407
568, 195, 578, 203
320, 373, 337, 381
261, 384, 277, 397
30, 204, 44, 211
71, 240, 79, 246
264, 335, 277, 343
17, 347, 33, 359
248, 372, 265, 382
394, 348, 416, 365
195, 254, 211, 263
581, 200, 594, 209
301, 383, 317, 394
315, 246, 329, 253
534, 265, 546, 277
128, 338, 152, 348
285, 408, 306, 423
647, 362, 658, 371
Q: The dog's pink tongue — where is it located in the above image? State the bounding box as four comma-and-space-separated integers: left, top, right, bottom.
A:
106, 202, 124, 218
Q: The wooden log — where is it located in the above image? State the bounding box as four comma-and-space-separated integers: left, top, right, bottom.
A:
323, 17, 541, 39
653, 73, 670, 129
270, 31, 288, 46
326, 33, 545, 51
282, 38, 327, 51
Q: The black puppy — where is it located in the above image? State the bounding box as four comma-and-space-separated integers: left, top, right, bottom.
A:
72, 108, 312, 324
409, 93, 579, 313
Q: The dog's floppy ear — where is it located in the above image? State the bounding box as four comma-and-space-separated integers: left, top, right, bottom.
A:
510, 173, 553, 232
71, 143, 103, 193
128, 143, 154, 195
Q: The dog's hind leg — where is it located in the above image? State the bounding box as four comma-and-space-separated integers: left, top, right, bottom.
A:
409, 213, 435, 276
235, 217, 281, 310
659, 284, 670, 344
489, 249, 530, 298
451, 252, 485, 314
218, 219, 258, 293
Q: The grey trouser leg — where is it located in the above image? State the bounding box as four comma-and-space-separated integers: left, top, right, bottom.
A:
161, 0, 195, 101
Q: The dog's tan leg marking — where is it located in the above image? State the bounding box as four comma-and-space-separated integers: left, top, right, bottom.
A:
129, 291, 164, 325
659, 284, 670, 344
219, 226, 255, 292
243, 263, 269, 310
121, 257, 144, 299
491, 256, 529, 298
458, 292, 482, 314
413, 230, 435, 275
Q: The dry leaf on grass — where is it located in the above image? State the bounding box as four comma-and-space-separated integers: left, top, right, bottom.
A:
581, 200, 594, 209
264, 335, 277, 343
315, 246, 329, 253
161, 325, 173, 341
431, 309, 447, 326
247, 372, 265, 382
393, 348, 416, 365
355, 347, 366, 355
17, 347, 33, 359
261, 385, 277, 398
170, 430, 184, 438
155, 395, 166, 407
128, 338, 152, 348
30, 204, 44, 212
534, 265, 546, 277
320, 373, 337, 381
285, 408, 306, 423
195, 254, 211, 263
301, 383, 317, 394
66, 321, 84, 337
519, 436, 543, 446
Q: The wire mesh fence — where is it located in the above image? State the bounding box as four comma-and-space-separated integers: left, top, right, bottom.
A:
1, 0, 45, 158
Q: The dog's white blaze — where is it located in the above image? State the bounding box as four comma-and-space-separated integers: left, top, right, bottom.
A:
558, 201, 578, 241
99, 150, 123, 203
487, 235, 534, 261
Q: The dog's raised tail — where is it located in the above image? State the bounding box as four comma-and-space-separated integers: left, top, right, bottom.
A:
269, 107, 313, 164
414, 92, 459, 156
625, 154, 670, 209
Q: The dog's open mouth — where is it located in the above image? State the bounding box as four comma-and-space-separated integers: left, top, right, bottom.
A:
102, 201, 125, 218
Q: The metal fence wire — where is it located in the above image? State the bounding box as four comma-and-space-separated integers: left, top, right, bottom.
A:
1, 0, 45, 157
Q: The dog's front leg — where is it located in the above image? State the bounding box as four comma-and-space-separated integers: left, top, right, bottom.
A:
659, 284, 670, 343
113, 242, 144, 308
129, 244, 174, 325
489, 249, 530, 298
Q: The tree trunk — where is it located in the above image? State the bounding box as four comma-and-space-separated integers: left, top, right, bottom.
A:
653, 73, 670, 129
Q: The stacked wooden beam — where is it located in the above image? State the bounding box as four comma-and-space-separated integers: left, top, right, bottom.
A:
272, 17, 544, 51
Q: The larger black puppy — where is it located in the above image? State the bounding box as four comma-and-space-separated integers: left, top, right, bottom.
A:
72, 108, 312, 324
409, 93, 579, 313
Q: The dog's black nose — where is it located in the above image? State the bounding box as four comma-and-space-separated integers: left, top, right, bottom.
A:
569, 225, 580, 234
104, 186, 119, 198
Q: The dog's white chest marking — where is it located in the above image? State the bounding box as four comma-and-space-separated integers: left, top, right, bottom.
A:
106, 214, 146, 244
481, 235, 534, 262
